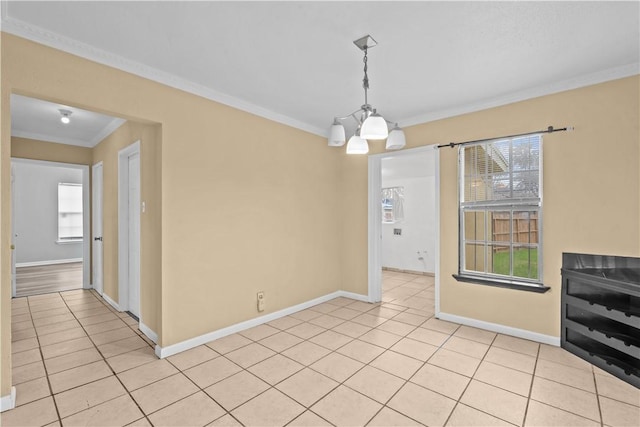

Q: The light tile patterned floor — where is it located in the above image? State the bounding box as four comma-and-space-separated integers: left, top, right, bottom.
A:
3, 271, 639, 426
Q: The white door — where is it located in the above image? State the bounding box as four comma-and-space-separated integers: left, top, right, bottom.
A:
92, 162, 104, 295
127, 152, 141, 317
118, 141, 141, 318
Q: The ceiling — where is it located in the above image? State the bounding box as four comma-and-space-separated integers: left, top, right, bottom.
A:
11, 95, 126, 148
3, 1, 639, 142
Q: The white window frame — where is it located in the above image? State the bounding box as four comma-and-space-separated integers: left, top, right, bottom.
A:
458, 135, 543, 288
381, 186, 404, 224
57, 182, 84, 242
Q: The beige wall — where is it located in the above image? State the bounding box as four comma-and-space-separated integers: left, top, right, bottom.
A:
436, 76, 639, 336
160, 115, 342, 343
1, 33, 343, 396
11, 137, 92, 165
92, 121, 162, 336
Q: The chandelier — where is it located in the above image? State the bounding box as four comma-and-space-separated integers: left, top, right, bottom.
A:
328, 35, 406, 154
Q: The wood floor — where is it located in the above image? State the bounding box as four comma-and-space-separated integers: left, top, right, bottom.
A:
15, 262, 83, 297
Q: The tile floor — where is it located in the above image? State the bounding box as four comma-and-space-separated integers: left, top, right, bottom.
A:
3, 271, 639, 426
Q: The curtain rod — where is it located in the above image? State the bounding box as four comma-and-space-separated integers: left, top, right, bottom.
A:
436, 126, 574, 149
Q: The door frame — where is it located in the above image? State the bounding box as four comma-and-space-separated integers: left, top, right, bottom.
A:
10, 158, 91, 294
117, 140, 141, 316
11, 163, 16, 298
367, 145, 441, 313
92, 161, 104, 295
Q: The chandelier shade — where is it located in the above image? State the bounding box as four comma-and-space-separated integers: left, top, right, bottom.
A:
386, 124, 407, 150
346, 133, 369, 154
328, 120, 346, 147
328, 35, 405, 154
360, 112, 388, 140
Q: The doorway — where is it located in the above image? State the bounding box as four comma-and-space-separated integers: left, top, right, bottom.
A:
368, 145, 440, 314
11, 158, 91, 297
118, 140, 141, 319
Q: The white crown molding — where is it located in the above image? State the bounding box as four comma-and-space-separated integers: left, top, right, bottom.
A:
11, 129, 92, 147
3, 12, 637, 137
0, 15, 327, 138
90, 117, 126, 146
401, 62, 640, 128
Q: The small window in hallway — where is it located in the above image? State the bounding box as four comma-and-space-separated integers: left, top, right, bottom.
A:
382, 186, 404, 224
58, 182, 83, 241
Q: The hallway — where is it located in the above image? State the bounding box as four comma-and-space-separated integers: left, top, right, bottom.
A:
15, 262, 83, 298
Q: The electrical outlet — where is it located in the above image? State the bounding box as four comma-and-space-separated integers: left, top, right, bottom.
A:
257, 291, 265, 312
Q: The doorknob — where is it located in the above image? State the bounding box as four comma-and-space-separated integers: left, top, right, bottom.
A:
94, 237, 103, 241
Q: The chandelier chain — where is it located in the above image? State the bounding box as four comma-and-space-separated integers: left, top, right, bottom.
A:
362, 47, 369, 106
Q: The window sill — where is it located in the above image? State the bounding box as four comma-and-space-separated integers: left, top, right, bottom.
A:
452, 274, 550, 293
56, 239, 83, 244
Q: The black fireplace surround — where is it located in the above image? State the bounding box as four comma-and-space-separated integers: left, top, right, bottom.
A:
561, 252, 640, 388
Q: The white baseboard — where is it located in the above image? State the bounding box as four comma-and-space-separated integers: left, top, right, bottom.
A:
437, 311, 560, 347
0, 387, 16, 412
100, 292, 157, 344
383, 267, 435, 277
16, 258, 82, 268
155, 290, 369, 359
139, 322, 158, 344
339, 290, 372, 303
102, 293, 120, 311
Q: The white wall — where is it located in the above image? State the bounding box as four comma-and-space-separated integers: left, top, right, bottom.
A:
381, 153, 436, 273
13, 161, 83, 265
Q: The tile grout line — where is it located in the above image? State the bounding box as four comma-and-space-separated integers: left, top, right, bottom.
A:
27, 291, 64, 426
86, 288, 162, 425
21, 276, 413, 424
438, 327, 497, 427
13, 274, 629, 426
341, 307, 446, 426
13, 278, 444, 424
592, 364, 605, 427
180, 295, 423, 426
163, 349, 245, 425
527, 355, 615, 423
55, 289, 155, 426
521, 340, 542, 427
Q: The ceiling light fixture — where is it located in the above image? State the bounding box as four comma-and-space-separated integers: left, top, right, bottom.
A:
328, 35, 406, 154
59, 109, 72, 124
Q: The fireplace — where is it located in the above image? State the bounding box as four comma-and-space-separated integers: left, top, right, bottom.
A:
561, 253, 640, 388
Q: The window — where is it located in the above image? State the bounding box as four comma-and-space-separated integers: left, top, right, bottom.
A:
381, 187, 404, 223
58, 183, 83, 241
458, 135, 542, 287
